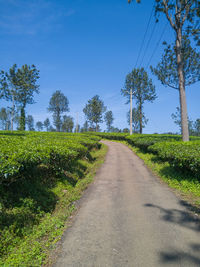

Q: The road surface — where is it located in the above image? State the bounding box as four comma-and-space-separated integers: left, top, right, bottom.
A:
55, 141, 200, 267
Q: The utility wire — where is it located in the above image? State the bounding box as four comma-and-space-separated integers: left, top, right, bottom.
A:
139, 20, 157, 68
134, 5, 154, 68
146, 22, 168, 69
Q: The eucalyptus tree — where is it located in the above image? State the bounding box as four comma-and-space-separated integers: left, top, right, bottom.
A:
62, 115, 74, 132
48, 90, 69, 132
128, 0, 200, 141
83, 95, 106, 132
151, 37, 200, 137
44, 118, 51, 131
121, 68, 156, 134
0, 64, 20, 131
104, 110, 114, 132
16, 64, 40, 131
36, 121, 43, 132
127, 107, 148, 133
26, 115, 35, 131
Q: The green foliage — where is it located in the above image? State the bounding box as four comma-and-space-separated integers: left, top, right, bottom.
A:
48, 90, 69, 132
104, 110, 114, 132
149, 141, 200, 177
62, 115, 74, 132
19, 107, 26, 131
43, 118, 51, 132
121, 68, 156, 133
26, 115, 35, 131
0, 132, 100, 185
151, 37, 200, 90
83, 95, 106, 131
0, 131, 104, 265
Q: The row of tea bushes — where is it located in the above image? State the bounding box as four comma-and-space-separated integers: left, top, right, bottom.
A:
0, 132, 101, 185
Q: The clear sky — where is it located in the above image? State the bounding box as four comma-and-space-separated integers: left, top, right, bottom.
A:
0, 0, 199, 133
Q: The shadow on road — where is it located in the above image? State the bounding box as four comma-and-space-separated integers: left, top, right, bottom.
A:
144, 203, 200, 232
144, 203, 200, 265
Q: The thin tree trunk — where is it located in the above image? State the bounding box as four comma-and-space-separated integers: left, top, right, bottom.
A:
130, 88, 133, 135
11, 94, 15, 132
96, 123, 98, 132
176, 27, 189, 141
139, 104, 142, 134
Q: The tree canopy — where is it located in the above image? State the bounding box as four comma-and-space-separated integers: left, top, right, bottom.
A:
83, 95, 106, 132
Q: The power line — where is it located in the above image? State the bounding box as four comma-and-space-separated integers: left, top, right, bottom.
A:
139, 20, 157, 68
134, 5, 154, 68
145, 22, 168, 69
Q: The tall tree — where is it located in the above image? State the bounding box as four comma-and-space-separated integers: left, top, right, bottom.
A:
36, 121, 43, 131
62, 115, 74, 132
171, 106, 194, 135
43, 118, 51, 132
151, 37, 200, 137
83, 95, 106, 132
48, 90, 69, 132
0, 108, 11, 130
121, 68, 156, 134
26, 115, 35, 131
194, 119, 200, 136
127, 107, 148, 133
16, 64, 40, 131
128, 0, 200, 141
104, 110, 114, 132
0, 64, 20, 131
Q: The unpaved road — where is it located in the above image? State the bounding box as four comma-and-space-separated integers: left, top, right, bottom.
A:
55, 141, 200, 267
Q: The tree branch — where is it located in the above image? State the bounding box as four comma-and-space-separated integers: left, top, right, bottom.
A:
163, 0, 176, 29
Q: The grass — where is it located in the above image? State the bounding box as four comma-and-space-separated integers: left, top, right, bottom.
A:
0, 143, 108, 267
112, 140, 200, 213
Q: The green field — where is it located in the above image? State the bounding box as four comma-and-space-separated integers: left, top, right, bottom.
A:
0, 131, 106, 266
0, 131, 200, 265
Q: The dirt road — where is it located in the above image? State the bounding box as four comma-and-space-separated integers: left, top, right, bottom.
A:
55, 141, 200, 267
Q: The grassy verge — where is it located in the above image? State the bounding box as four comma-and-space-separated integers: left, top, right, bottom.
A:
0, 144, 108, 267
113, 140, 200, 213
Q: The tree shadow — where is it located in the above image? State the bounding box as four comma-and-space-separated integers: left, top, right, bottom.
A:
144, 203, 200, 265
159, 243, 200, 265
144, 203, 200, 232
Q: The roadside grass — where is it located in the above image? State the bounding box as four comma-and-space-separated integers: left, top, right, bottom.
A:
112, 140, 200, 213
0, 144, 108, 267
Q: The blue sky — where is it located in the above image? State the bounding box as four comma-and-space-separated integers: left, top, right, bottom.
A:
0, 0, 199, 133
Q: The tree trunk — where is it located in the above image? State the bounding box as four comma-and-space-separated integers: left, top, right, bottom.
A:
176, 27, 189, 141
96, 123, 98, 132
11, 94, 15, 132
130, 88, 133, 135
139, 103, 142, 134
19, 107, 26, 131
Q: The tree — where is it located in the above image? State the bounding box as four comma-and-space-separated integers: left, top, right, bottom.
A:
128, 0, 200, 141
127, 107, 148, 133
62, 115, 74, 132
26, 115, 35, 131
36, 121, 43, 131
83, 95, 106, 132
104, 111, 114, 132
0, 108, 11, 130
0, 64, 20, 131
151, 37, 200, 138
121, 68, 156, 134
48, 90, 69, 132
171, 106, 194, 135
194, 119, 200, 136
16, 64, 40, 131
44, 118, 51, 132
81, 121, 89, 132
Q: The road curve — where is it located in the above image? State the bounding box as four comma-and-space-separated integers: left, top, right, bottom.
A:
55, 141, 200, 267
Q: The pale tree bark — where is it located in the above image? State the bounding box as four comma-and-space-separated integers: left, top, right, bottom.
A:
163, 0, 189, 141
176, 26, 189, 141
